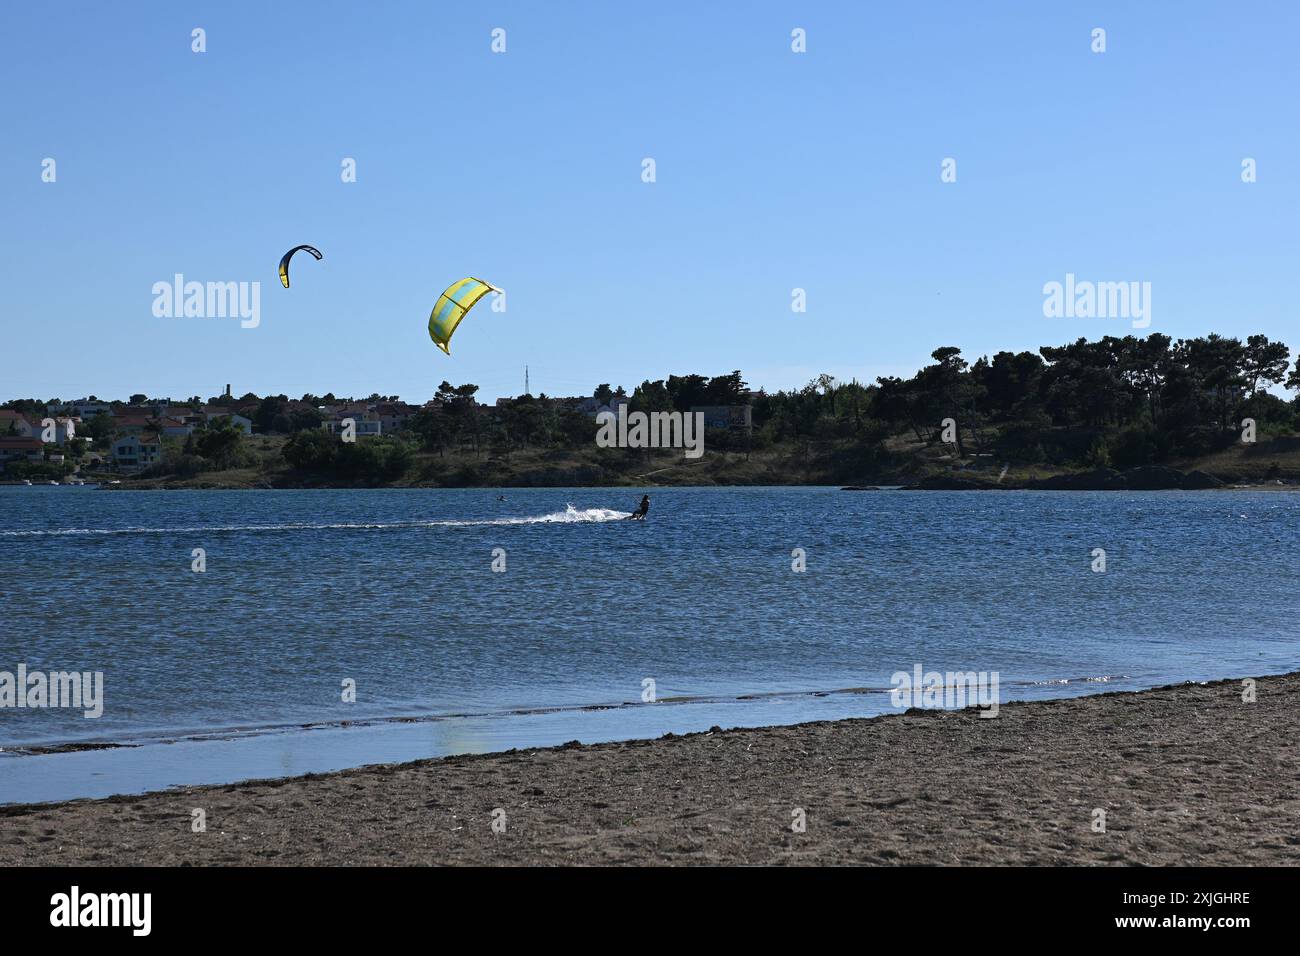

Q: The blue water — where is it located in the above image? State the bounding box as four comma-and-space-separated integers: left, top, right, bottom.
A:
1, 486, 1296, 803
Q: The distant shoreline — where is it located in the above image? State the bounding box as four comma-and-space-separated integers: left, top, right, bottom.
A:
7, 475, 1294, 492
3, 672, 1294, 865
7, 456, 1299, 493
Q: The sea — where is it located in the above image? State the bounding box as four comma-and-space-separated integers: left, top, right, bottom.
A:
1, 485, 1295, 803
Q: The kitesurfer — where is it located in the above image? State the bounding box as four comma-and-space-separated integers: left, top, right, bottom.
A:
627, 494, 650, 520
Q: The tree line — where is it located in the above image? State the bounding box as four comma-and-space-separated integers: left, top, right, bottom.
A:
6, 332, 1298, 480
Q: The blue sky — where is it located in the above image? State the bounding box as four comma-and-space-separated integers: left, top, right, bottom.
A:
2, 1, 1297, 404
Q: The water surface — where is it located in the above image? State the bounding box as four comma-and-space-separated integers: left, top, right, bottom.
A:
1, 486, 1295, 803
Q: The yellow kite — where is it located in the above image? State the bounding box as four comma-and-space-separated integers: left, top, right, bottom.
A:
427, 277, 498, 355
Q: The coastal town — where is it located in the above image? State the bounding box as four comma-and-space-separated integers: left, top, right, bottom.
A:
5, 332, 1300, 490
0, 379, 757, 484
1, 393, 254, 480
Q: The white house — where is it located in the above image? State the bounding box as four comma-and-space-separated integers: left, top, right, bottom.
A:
33, 416, 78, 445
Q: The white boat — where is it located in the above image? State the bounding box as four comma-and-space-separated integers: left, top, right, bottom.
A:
22, 479, 32, 486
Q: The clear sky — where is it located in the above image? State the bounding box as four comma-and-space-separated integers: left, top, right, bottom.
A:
2, 1, 1297, 404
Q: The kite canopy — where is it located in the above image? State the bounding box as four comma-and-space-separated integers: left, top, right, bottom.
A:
278, 245, 323, 288
427, 277, 498, 355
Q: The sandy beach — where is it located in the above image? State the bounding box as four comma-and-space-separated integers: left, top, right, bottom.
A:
2, 673, 1297, 866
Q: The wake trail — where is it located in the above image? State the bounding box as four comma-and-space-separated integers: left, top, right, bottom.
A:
0, 504, 630, 538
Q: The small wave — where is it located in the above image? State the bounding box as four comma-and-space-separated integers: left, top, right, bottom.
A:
0, 504, 630, 538
1024, 674, 1129, 686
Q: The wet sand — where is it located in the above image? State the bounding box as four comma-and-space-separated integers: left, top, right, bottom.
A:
2, 673, 1297, 865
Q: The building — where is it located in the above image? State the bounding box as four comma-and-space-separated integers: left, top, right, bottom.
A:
579, 396, 631, 419
109, 414, 157, 436
318, 401, 384, 438
155, 417, 193, 439
691, 405, 753, 430
38, 416, 78, 445
161, 403, 196, 421
0, 410, 34, 438
372, 401, 415, 433
200, 408, 253, 434
111, 434, 163, 472
4, 413, 77, 446
51, 399, 112, 420
0, 437, 44, 469
322, 416, 382, 438
142, 398, 180, 417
